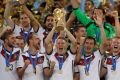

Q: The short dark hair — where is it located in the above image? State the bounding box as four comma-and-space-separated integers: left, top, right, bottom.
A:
74, 24, 85, 32
84, 36, 96, 45
1, 30, 14, 41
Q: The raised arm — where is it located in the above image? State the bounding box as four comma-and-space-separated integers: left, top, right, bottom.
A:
44, 19, 56, 54
64, 27, 77, 53
111, 11, 120, 36
66, 12, 76, 29
62, 14, 77, 53
94, 10, 106, 54
71, 0, 94, 27
19, 0, 41, 32
0, 27, 12, 38
4, 1, 14, 29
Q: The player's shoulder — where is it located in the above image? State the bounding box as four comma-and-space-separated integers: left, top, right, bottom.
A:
13, 47, 21, 54
37, 52, 45, 56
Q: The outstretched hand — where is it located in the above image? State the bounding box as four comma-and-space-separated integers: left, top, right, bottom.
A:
94, 10, 103, 27
110, 11, 119, 18
71, 0, 81, 8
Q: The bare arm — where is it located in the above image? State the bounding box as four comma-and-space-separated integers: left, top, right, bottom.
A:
17, 65, 28, 78
94, 10, 106, 54
74, 73, 80, 80
17, 59, 30, 78
0, 27, 12, 38
59, 16, 77, 53
44, 61, 55, 77
66, 13, 76, 29
21, 5, 41, 32
100, 59, 107, 78
19, 0, 41, 32
44, 27, 55, 54
4, 1, 14, 29
100, 66, 107, 78
111, 11, 120, 36
74, 45, 82, 64
64, 27, 77, 53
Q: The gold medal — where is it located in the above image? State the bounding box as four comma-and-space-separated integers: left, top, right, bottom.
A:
58, 70, 62, 74
86, 72, 89, 76
5, 67, 10, 72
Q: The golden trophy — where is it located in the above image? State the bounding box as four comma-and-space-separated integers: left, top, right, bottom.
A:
53, 8, 65, 32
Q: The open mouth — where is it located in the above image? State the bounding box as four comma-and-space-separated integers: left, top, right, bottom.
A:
59, 48, 64, 51
38, 42, 40, 45
86, 47, 91, 50
114, 46, 118, 49
48, 24, 53, 28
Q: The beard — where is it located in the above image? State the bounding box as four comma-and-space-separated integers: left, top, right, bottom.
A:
34, 44, 40, 50
8, 43, 14, 48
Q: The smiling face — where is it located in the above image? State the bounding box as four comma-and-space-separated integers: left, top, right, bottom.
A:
104, 39, 112, 52
84, 38, 95, 54
45, 16, 54, 31
6, 34, 16, 48
56, 38, 68, 55
20, 13, 30, 28
16, 37, 25, 50
76, 27, 86, 37
111, 37, 120, 55
28, 33, 40, 50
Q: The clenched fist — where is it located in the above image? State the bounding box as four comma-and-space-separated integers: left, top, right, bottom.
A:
25, 59, 30, 66
50, 61, 56, 70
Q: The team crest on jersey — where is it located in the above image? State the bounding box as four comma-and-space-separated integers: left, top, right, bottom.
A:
1, 49, 20, 62
14, 51, 20, 60
79, 55, 95, 65
8, 64, 13, 71
38, 56, 44, 64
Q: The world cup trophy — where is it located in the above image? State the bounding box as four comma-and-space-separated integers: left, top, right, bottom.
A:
53, 8, 65, 32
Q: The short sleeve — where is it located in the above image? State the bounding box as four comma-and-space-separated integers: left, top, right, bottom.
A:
16, 52, 24, 68
13, 25, 22, 36
43, 55, 49, 68
74, 65, 79, 73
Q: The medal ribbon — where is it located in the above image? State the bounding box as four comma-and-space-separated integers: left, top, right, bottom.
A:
27, 50, 38, 70
112, 56, 118, 71
58, 56, 64, 70
53, 32, 57, 43
21, 27, 32, 43
82, 46, 92, 74
84, 55, 92, 74
3, 48, 13, 67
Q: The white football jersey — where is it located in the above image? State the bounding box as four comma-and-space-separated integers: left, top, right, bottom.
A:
36, 27, 59, 53
13, 25, 34, 37
48, 50, 75, 80
0, 45, 22, 80
77, 50, 102, 80
17, 50, 49, 80
35, 27, 46, 53
104, 55, 120, 80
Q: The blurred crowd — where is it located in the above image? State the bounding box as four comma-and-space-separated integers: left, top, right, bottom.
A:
0, 0, 120, 80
